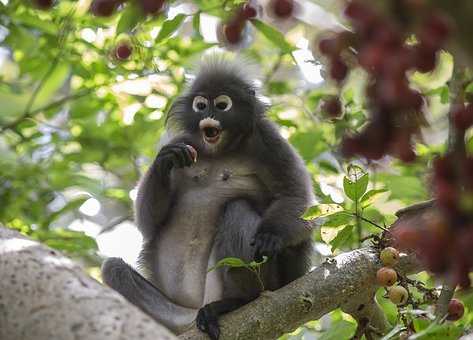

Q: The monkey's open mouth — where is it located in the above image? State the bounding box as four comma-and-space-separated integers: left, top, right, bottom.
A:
203, 127, 221, 143
199, 118, 222, 144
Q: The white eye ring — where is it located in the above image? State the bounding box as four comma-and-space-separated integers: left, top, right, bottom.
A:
192, 96, 208, 112
214, 95, 232, 112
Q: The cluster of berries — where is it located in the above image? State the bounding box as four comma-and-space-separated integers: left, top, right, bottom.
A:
90, 0, 165, 17
376, 247, 409, 305
221, 0, 294, 45
392, 151, 473, 288
318, 0, 451, 162
376, 246, 464, 321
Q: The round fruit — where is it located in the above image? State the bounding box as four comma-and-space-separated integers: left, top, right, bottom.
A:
330, 57, 348, 82
270, 0, 294, 19
115, 43, 132, 60
376, 267, 397, 287
224, 23, 244, 44
388, 285, 409, 305
321, 97, 342, 118
380, 247, 400, 267
186, 145, 198, 163
242, 3, 258, 19
140, 0, 165, 14
91, 0, 119, 17
447, 299, 465, 321
452, 104, 473, 130
34, 0, 54, 9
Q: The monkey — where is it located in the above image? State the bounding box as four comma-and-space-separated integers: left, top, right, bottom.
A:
101, 55, 315, 340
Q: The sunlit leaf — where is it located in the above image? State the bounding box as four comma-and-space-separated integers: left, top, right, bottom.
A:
155, 14, 187, 44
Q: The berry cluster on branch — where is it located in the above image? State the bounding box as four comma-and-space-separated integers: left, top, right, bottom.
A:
319, 0, 451, 162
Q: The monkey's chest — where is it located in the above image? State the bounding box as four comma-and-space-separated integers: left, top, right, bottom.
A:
152, 158, 267, 309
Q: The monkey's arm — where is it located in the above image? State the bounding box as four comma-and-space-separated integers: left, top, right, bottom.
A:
251, 120, 314, 259
135, 140, 195, 240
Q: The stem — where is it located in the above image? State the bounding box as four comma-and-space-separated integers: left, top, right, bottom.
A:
349, 213, 388, 232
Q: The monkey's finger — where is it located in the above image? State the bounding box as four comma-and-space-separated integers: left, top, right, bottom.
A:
169, 146, 188, 168
173, 143, 195, 167
181, 145, 195, 166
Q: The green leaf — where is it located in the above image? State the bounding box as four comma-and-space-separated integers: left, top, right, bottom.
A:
360, 189, 388, 208
155, 14, 186, 44
466, 82, 473, 94
250, 19, 295, 53
208, 257, 248, 272
116, 2, 143, 34
302, 204, 342, 220
323, 211, 353, 228
343, 173, 369, 202
380, 325, 406, 340
330, 225, 354, 251
410, 320, 462, 340
14, 11, 58, 35
192, 12, 203, 39
319, 320, 356, 340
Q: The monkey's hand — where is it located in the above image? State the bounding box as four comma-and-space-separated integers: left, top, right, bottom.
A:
155, 143, 196, 174
251, 229, 284, 262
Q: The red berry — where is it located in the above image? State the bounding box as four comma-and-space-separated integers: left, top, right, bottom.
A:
413, 44, 437, 73
435, 180, 458, 210
90, 0, 119, 17
34, 0, 54, 9
358, 44, 387, 74
418, 13, 451, 50
433, 156, 454, 180
115, 43, 132, 60
224, 23, 244, 44
186, 145, 198, 163
447, 299, 465, 321
452, 104, 473, 130
270, 0, 294, 19
140, 0, 165, 14
319, 32, 353, 56
242, 3, 258, 19
392, 225, 422, 250
330, 57, 348, 82
321, 97, 342, 118
376, 267, 398, 286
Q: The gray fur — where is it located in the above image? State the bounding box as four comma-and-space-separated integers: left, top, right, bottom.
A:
102, 55, 314, 338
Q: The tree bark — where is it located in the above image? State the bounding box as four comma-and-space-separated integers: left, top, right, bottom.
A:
180, 249, 419, 340
0, 226, 177, 340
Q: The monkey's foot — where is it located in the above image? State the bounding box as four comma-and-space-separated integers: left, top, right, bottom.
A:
196, 305, 220, 340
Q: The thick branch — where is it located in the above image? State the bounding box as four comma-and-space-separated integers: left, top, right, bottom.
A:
0, 226, 177, 340
180, 248, 419, 340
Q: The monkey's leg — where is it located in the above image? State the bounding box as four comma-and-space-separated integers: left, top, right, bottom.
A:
197, 199, 272, 340
102, 257, 197, 333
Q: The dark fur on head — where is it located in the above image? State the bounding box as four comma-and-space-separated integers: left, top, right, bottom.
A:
166, 55, 267, 154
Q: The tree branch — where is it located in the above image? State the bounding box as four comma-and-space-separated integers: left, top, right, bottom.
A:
0, 226, 177, 340
179, 248, 420, 340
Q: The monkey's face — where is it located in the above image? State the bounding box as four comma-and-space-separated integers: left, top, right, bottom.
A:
168, 74, 263, 155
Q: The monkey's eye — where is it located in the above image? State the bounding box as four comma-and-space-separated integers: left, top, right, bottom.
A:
214, 95, 232, 112
192, 96, 209, 112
